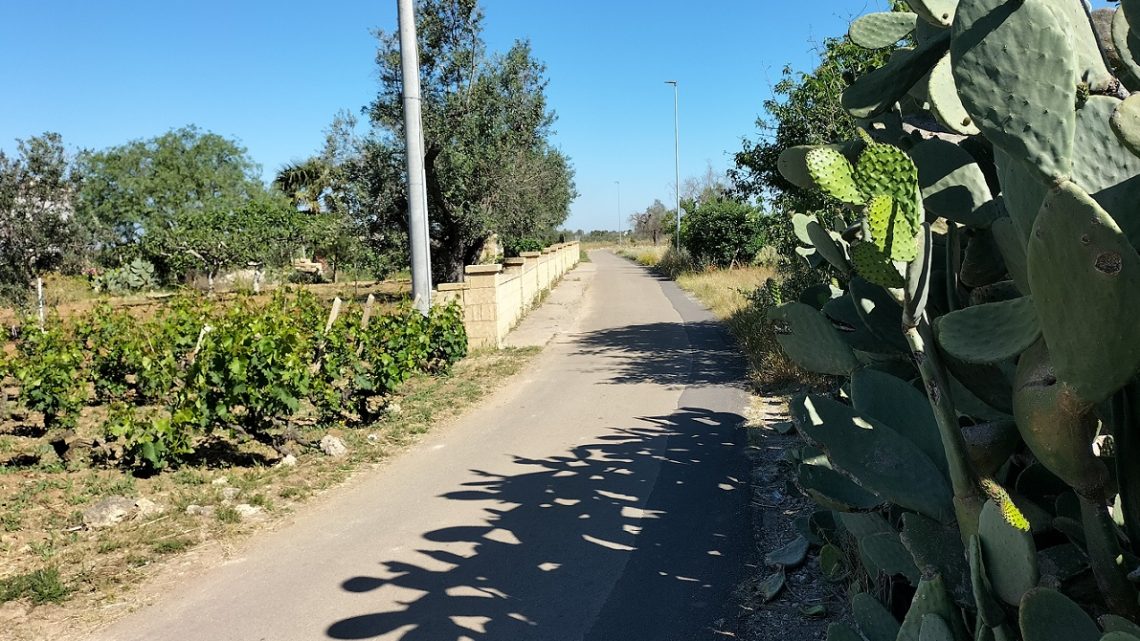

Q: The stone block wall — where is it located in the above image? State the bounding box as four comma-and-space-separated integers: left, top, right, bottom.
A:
433, 241, 581, 349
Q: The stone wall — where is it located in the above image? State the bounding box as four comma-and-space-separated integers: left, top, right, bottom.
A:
434, 241, 581, 349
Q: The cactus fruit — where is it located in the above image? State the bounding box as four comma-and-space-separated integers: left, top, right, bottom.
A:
852, 592, 901, 641
843, 30, 950, 119
792, 394, 955, 523
927, 54, 980, 136
978, 499, 1038, 607
851, 368, 947, 476
934, 297, 1040, 365
1027, 182, 1140, 404
952, 0, 1077, 182
898, 573, 970, 641
1018, 588, 1100, 641
769, 302, 860, 375
849, 11, 918, 50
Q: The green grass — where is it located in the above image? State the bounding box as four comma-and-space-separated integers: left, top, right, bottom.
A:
0, 568, 71, 604
151, 537, 195, 555
214, 505, 241, 524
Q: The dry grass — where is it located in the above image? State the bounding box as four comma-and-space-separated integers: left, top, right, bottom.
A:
0, 347, 538, 622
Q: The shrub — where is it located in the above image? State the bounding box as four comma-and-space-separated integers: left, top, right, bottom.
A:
680, 198, 764, 268
12, 317, 87, 430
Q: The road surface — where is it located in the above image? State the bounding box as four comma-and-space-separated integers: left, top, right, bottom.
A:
89, 250, 752, 641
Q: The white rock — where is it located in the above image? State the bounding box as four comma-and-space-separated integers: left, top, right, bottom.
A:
277, 454, 298, 467
83, 496, 137, 529
220, 487, 240, 502
234, 504, 265, 520
134, 498, 164, 518
320, 435, 348, 458
185, 504, 216, 518
211, 477, 229, 486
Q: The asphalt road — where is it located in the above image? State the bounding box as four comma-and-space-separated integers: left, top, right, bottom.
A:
89, 250, 752, 641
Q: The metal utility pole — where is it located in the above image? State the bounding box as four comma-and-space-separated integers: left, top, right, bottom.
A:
665, 80, 681, 251
615, 180, 621, 245
398, 0, 432, 315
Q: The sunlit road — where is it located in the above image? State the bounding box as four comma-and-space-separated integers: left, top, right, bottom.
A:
88, 250, 752, 641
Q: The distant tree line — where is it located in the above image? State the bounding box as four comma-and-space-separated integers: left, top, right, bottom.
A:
0, 0, 575, 306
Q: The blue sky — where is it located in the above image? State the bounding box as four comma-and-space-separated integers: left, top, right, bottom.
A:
0, 1, 1114, 232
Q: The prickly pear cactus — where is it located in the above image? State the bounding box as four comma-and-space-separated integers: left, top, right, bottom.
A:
767, 0, 1140, 632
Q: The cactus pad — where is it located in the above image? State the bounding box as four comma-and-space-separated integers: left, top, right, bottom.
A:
862, 531, 921, 583
849, 276, 910, 352
994, 149, 1048, 246
908, 0, 956, 28
927, 53, 980, 135
901, 513, 973, 609
934, 296, 1040, 365
1101, 615, 1140, 638
952, 0, 1077, 182
855, 142, 922, 233
852, 593, 901, 641
1111, 7, 1140, 91
1018, 588, 1100, 641
967, 534, 1006, 627
1074, 96, 1140, 251
849, 11, 918, 49
791, 394, 955, 523
1027, 181, 1140, 403
1047, 0, 1114, 93
918, 615, 954, 641
826, 623, 863, 641
910, 139, 995, 227
852, 242, 906, 288
851, 368, 947, 476
807, 147, 864, 205
897, 574, 970, 641
843, 31, 950, 119
979, 499, 1038, 607
807, 219, 851, 273
822, 294, 902, 354
1111, 94, 1140, 158
792, 212, 816, 246
769, 302, 860, 376
797, 463, 883, 512
990, 216, 1029, 294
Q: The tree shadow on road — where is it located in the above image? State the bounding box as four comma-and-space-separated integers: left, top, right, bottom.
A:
573, 320, 746, 388
325, 406, 751, 641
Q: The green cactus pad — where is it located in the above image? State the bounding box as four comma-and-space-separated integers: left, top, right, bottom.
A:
851, 368, 947, 476
990, 216, 1029, 294
852, 242, 906, 288
1037, 542, 1089, 583
1012, 340, 1108, 497
862, 531, 921, 583
807, 219, 851, 273
852, 593, 900, 641
934, 297, 1040, 365
820, 543, 848, 581
908, 0, 956, 28
1027, 182, 1140, 403
826, 623, 863, 641
1101, 633, 1140, 641
797, 463, 884, 512
823, 294, 902, 354
898, 574, 970, 641
967, 535, 1006, 627
1101, 615, 1140, 638
850, 11, 918, 49
795, 245, 823, 268
839, 511, 894, 538
943, 355, 1015, 417
1111, 94, 1140, 158
927, 54, 980, 136
952, 0, 1077, 182
792, 212, 817, 246
1075, 96, 1140, 252
842, 31, 950, 119
994, 149, 1048, 247
1018, 588, 1100, 641
979, 499, 1039, 607
1047, 0, 1115, 93
779, 143, 863, 190
791, 394, 955, 523
769, 302, 860, 376
807, 147, 864, 204
901, 513, 973, 609
799, 283, 841, 310
855, 143, 922, 232
910, 139, 995, 227
1111, 7, 1140, 92
919, 615, 955, 641
849, 276, 910, 352
765, 535, 810, 568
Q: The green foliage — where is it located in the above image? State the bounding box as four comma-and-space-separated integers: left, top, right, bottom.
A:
367, 0, 576, 282
0, 567, 70, 604
102, 403, 195, 472
91, 258, 157, 294
679, 198, 764, 268
13, 317, 87, 430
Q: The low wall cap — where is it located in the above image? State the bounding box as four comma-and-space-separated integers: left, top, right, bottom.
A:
503, 257, 526, 266
465, 264, 503, 275
520, 251, 542, 258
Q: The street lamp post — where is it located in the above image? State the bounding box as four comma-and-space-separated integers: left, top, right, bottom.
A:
615, 180, 622, 245
665, 80, 680, 252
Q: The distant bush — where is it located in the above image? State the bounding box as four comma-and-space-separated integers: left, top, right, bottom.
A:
680, 198, 764, 268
